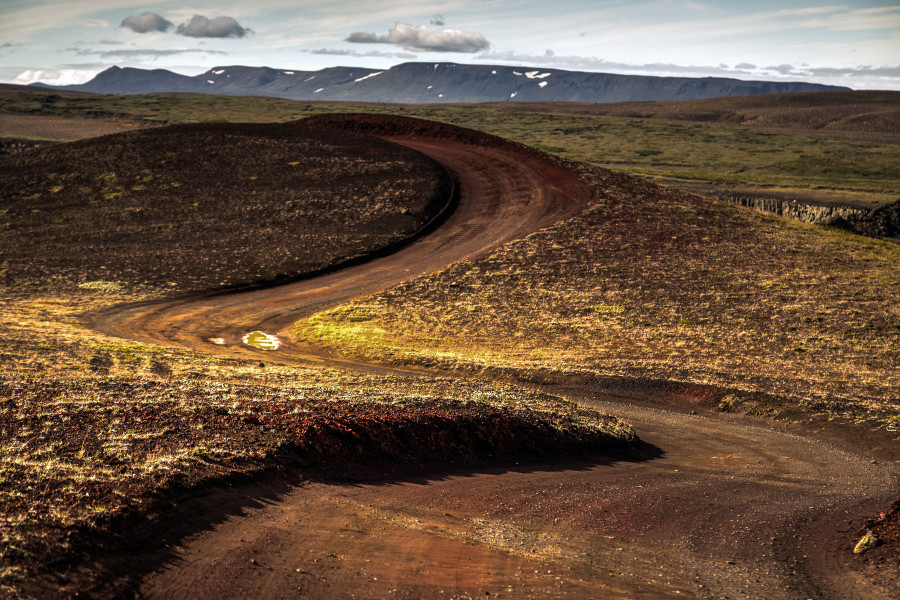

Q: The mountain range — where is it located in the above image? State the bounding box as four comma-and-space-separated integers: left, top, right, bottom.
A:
39, 62, 848, 104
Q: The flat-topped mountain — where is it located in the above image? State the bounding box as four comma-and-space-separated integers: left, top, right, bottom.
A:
40, 62, 847, 103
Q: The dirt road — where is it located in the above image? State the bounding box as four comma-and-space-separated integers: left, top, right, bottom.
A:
91, 138, 589, 368
90, 129, 899, 599
135, 399, 896, 600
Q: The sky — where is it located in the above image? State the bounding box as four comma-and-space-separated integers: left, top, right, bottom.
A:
1, 1, 899, 90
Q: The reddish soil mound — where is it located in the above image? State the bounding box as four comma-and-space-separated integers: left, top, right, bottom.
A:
876, 499, 900, 540
868, 499, 900, 553
853, 497, 900, 591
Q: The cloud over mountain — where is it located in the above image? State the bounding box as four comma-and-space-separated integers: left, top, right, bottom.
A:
78, 48, 229, 59
176, 15, 251, 38
121, 13, 250, 39
121, 13, 173, 34
347, 22, 489, 53
307, 48, 416, 59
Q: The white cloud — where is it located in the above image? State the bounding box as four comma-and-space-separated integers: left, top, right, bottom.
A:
121, 12, 173, 34
766, 63, 900, 79
176, 15, 252, 39
347, 22, 489, 53
1, 1, 153, 38
799, 6, 900, 31
13, 68, 98, 86
765, 63, 798, 75
774, 6, 844, 17
477, 48, 900, 89
77, 48, 229, 59
307, 48, 417, 59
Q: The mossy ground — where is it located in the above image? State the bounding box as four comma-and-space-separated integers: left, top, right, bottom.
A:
293, 162, 900, 431
3, 89, 898, 209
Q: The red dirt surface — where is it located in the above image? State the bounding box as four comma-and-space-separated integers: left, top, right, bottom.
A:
1, 116, 641, 599
854, 498, 900, 582
873, 500, 900, 547
124, 397, 897, 600
83, 115, 900, 599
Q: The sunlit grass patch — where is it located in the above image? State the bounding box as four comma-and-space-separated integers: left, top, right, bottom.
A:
76, 281, 123, 293
588, 305, 625, 315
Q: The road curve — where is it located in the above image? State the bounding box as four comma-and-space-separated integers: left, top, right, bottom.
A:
137, 398, 897, 600
90, 138, 590, 366
89, 135, 899, 599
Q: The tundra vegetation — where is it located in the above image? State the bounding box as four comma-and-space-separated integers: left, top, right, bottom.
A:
2, 87, 898, 209
0, 88, 898, 597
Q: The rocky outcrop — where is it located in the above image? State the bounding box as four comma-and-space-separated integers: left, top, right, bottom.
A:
723, 194, 866, 224
845, 199, 900, 240
0, 138, 55, 155
723, 193, 900, 241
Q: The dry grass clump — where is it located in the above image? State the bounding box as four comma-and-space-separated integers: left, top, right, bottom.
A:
294, 164, 900, 429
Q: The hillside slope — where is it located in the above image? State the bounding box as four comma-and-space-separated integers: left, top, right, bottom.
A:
0, 122, 451, 295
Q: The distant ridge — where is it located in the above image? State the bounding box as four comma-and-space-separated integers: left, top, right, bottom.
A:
41, 62, 848, 104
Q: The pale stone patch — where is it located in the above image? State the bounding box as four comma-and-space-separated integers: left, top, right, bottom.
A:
242, 331, 281, 350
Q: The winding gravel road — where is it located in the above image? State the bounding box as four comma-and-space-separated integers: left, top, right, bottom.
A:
91, 134, 899, 599
91, 138, 589, 367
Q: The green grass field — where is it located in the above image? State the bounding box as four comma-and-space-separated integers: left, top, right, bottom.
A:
3, 91, 898, 207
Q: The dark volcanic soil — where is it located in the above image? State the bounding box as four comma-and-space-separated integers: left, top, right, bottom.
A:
0, 122, 451, 295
